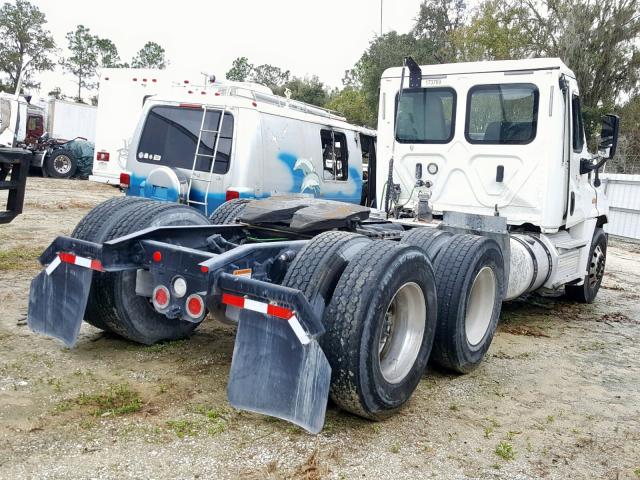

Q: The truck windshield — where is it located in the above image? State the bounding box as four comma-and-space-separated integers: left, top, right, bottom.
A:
136, 105, 233, 174
395, 88, 456, 143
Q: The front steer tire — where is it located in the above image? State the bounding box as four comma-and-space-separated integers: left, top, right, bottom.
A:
431, 234, 504, 374
565, 227, 607, 303
81, 199, 210, 344
323, 241, 437, 420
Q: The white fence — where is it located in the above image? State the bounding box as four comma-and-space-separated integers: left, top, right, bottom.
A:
600, 174, 640, 240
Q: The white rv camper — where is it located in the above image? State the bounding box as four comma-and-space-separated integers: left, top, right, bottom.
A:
120, 84, 377, 215
89, 68, 226, 185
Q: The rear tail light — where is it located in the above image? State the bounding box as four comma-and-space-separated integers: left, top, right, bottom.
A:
186, 294, 205, 319
225, 190, 240, 201
119, 172, 130, 189
96, 151, 110, 161
152, 285, 170, 310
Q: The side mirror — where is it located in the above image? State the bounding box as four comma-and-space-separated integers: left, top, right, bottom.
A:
598, 114, 619, 159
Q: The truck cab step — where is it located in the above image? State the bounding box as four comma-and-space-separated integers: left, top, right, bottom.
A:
552, 238, 589, 250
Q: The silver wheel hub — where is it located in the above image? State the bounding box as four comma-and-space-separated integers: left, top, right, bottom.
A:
53, 155, 72, 174
465, 266, 496, 346
588, 244, 605, 288
378, 282, 426, 384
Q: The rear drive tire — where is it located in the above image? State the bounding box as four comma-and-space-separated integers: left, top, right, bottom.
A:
565, 228, 607, 303
72, 196, 147, 331
209, 198, 251, 224
431, 234, 504, 373
45, 149, 77, 179
86, 200, 210, 344
401, 228, 454, 261
323, 241, 437, 419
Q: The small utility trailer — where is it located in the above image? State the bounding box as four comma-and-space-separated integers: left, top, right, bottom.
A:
28, 58, 617, 433
0, 147, 31, 224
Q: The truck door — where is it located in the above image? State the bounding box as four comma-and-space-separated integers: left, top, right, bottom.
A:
564, 79, 590, 228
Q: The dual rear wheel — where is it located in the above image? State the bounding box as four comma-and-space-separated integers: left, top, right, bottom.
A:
284, 229, 504, 420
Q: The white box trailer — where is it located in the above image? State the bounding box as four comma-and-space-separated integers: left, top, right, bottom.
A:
89, 68, 222, 185
46, 99, 97, 143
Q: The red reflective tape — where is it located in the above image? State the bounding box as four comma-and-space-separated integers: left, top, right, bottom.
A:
267, 303, 293, 320
59, 252, 76, 264
59, 252, 103, 272
90, 259, 105, 272
221, 293, 244, 308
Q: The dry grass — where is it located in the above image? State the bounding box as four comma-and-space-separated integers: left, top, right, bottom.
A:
0, 246, 44, 271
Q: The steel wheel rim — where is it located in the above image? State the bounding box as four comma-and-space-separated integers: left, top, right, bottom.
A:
53, 155, 72, 175
465, 266, 496, 346
589, 244, 605, 288
378, 281, 426, 384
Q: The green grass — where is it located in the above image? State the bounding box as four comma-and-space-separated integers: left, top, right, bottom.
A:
0, 246, 44, 271
143, 339, 186, 353
54, 401, 73, 412
76, 383, 142, 416
166, 419, 198, 438
495, 441, 516, 460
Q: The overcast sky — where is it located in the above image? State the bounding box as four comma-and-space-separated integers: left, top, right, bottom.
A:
28, 0, 425, 98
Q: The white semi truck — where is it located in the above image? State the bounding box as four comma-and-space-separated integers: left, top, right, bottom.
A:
28, 58, 616, 434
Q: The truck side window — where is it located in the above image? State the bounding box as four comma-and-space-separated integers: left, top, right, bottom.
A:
136, 106, 233, 174
572, 95, 585, 152
321, 129, 348, 181
465, 84, 539, 144
395, 88, 456, 143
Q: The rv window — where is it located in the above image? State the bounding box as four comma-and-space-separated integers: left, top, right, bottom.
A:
572, 95, 585, 152
466, 84, 538, 144
321, 129, 348, 181
136, 106, 233, 174
395, 88, 456, 143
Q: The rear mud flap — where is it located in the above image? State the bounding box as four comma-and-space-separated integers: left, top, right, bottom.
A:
28, 262, 92, 347
227, 310, 331, 434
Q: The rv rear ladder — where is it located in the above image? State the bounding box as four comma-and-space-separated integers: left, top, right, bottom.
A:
186, 106, 226, 215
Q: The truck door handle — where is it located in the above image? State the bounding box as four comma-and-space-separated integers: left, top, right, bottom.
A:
496, 165, 504, 183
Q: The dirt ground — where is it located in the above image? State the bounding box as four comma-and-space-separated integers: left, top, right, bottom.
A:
1, 177, 639, 480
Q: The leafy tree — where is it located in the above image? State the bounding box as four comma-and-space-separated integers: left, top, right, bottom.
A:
47, 86, 65, 100
226, 56, 254, 81
131, 42, 166, 69
95, 38, 122, 68
351, 31, 432, 118
250, 64, 290, 90
279, 76, 328, 107
61, 25, 99, 102
512, 0, 640, 113
453, 0, 532, 61
0, 0, 55, 91
327, 87, 375, 127
413, 0, 467, 63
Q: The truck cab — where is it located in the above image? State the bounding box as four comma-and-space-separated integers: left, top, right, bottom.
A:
377, 58, 616, 297
120, 85, 376, 216
377, 58, 609, 231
